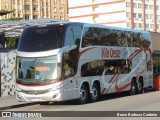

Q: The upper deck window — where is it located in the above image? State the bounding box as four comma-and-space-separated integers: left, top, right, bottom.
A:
17, 25, 64, 52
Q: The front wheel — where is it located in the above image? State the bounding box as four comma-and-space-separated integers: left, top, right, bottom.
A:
90, 83, 100, 103
79, 84, 89, 104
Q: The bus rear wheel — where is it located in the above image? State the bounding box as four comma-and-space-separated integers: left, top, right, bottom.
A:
90, 83, 100, 103
79, 84, 89, 104
137, 80, 144, 94
130, 80, 137, 95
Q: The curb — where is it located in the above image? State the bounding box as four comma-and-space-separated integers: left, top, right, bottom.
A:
0, 102, 39, 110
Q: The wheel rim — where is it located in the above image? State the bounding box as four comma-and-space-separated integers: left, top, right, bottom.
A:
137, 82, 143, 93
91, 87, 98, 99
131, 82, 136, 95
80, 88, 86, 101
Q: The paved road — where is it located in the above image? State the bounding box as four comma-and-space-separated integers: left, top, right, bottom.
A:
1, 91, 160, 120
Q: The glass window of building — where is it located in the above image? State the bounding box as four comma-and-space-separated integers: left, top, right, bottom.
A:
126, 2, 130, 7
139, 23, 142, 28
145, 5, 148, 9
149, 5, 154, 10
150, 24, 154, 29
138, 4, 142, 9
150, 14, 154, 19
54, 7, 57, 13
146, 24, 149, 29
134, 13, 137, 17
138, 13, 142, 18
134, 3, 137, 8
145, 14, 149, 19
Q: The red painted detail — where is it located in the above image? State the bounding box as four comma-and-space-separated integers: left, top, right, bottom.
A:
16, 80, 64, 87
113, 48, 152, 92
79, 47, 96, 57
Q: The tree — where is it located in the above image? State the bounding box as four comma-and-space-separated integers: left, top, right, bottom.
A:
0, 9, 14, 16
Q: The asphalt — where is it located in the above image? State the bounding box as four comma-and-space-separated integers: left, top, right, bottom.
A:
0, 96, 38, 110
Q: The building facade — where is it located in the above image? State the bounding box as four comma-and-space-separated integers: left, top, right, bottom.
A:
0, 0, 68, 20
68, 0, 160, 32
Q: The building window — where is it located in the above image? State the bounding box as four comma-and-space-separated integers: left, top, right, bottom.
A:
150, 24, 154, 29
60, 16, 64, 20
134, 13, 137, 17
145, 14, 149, 19
139, 23, 142, 28
150, 14, 154, 19
59, 8, 64, 13
133, 3, 137, 8
54, 7, 57, 13
138, 4, 142, 9
54, 0, 57, 3
59, 0, 64, 4
146, 24, 149, 29
145, 5, 148, 9
4, 2, 9, 9
25, 5, 30, 10
126, 12, 130, 17
134, 23, 138, 28
127, 23, 130, 28
25, 14, 30, 20
33, 15, 38, 19
126, 2, 130, 7
138, 13, 142, 18
33, 6, 38, 11
156, 6, 160, 10
157, 15, 160, 19
149, 5, 153, 10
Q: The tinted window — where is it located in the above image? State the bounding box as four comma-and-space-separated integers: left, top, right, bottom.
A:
82, 27, 151, 48
62, 48, 79, 79
64, 25, 83, 47
81, 59, 131, 77
17, 26, 64, 52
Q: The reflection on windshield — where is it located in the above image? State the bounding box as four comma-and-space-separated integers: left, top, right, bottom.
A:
16, 56, 60, 84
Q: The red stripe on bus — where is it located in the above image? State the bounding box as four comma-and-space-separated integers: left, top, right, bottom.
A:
113, 48, 152, 92
16, 80, 64, 87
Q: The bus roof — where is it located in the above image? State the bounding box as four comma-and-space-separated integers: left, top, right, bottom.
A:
25, 22, 149, 34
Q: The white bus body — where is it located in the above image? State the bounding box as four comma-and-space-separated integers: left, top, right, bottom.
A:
15, 22, 153, 104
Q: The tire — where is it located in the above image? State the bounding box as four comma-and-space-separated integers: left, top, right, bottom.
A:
137, 80, 144, 94
130, 80, 137, 95
79, 84, 89, 104
90, 83, 100, 103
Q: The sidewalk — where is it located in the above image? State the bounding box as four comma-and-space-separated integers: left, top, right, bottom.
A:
0, 96, 37, 110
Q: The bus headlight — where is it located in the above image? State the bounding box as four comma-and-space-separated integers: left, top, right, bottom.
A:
15, 87, 22, 92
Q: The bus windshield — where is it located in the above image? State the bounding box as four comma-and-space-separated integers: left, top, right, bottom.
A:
18, 26, 64, 52
16, 55, 60, 84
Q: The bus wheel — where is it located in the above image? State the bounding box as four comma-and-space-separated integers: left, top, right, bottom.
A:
130, 80, 137, 95
137, 80, 143, 94
90, 83, 100, 103
79, 84, 89, 104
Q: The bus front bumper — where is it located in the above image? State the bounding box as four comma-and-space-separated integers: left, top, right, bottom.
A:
15, 89, 63, 102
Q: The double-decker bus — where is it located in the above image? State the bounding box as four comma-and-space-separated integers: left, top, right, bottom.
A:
15, 22, 153, 104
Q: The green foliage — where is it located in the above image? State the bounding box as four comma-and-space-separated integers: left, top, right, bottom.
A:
2, 17, 23, 21
153, 62, 160, 76
0, 10, 14, 16
5, 37, 18, 48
